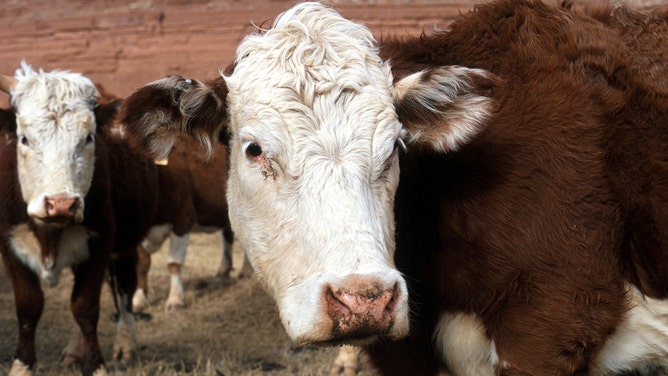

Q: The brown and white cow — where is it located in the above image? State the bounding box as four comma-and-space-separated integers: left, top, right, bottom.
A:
118, 0, 668, 374
132, 137, 252, 313
0, 62, 157, 376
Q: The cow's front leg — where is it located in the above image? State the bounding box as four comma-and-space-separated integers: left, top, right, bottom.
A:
216, 227, 234, 278
112, 248, 138, 362
132, 245, 152, 312
2, 247, 44, 376
70, 248, 107, 376
165, 232, 189, 311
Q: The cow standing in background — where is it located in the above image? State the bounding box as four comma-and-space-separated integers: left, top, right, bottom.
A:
118, 0, 668, 374
132, 137, 252, 313
0, 63, 157, 376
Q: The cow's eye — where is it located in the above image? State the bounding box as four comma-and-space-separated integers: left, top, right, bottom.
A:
246, 142, 263, 157
85, 133, 94, 145
19, 135, 29, 147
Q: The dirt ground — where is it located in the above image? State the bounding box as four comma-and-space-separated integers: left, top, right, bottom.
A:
0, 233, 368, 376
2, 0, 668, 375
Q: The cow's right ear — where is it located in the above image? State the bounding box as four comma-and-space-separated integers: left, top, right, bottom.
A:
0, 108, 17, 137
394, 66, 498, 153
119, 76, 228, 159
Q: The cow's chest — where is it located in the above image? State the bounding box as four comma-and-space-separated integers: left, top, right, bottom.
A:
7, 223, 93, 287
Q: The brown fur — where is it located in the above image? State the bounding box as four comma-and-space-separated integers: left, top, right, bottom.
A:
365, 0, 668, 374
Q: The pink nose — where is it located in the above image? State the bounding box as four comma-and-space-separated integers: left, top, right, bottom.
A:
325, 279, 399, 340
45, 195, 80, 221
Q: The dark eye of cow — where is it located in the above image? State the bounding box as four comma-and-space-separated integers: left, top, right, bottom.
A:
246, 142, 263, 157
19, 136, 29, 147
85, 133, 94, 145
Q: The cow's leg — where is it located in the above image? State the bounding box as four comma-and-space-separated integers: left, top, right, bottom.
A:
216, 227, 234, 279
165, 232, 189, 312
330, 345, 360, 376
1, 246, 44, 375
61, 326, 83, 366
70, 245, 108, 376
237, 252, 254, 279
132, 224, 170, 312
112, 248, 138, 363
132, 245, 151, 312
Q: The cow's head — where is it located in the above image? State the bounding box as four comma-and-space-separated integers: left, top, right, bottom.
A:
119, 2, 496, 346
0, 62, 100, 226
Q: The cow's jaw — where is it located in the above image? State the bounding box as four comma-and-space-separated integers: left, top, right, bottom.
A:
10, 64, 98, 226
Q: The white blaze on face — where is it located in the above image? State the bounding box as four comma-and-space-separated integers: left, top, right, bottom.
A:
225, 3, 409, 344
10, 62, 98, 224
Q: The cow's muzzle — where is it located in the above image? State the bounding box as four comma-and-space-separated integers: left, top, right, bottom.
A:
42, 194, 82, 224
324, 279, 400, 342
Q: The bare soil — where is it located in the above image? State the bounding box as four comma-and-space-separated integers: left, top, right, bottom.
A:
0, 234, 371, 375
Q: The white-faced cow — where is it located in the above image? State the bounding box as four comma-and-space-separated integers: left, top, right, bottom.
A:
118, 0, 668, 374
0, 62, 157, 376
132, 137, 252, 313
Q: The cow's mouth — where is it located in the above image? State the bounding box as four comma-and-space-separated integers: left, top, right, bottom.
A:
312, 333, 382, 347
33, 215, 74, 227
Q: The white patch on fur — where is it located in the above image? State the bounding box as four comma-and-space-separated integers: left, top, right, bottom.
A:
8, 223, 92, 286
224, 2, 409, 344
166, 233, 189, 265
10, 61, 98, 222
592, 284, 668, 374
113, 294, 137, 361
9, 359, 32, 376
434, 312, 498, 376
92, 366, 108, 376
141, 224, 173, 253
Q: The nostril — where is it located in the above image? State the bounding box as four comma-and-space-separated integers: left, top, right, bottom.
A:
69, 198, 80, 214
384, 283, 399, 315
44, 195, 79, 219
326, 287, 352, 317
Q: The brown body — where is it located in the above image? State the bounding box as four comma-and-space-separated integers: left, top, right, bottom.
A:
366, 1, 668, 374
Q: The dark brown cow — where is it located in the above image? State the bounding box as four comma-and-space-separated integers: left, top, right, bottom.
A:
0, 64, 157, 376
132, 137, 252, 313
118, 0, 668, 374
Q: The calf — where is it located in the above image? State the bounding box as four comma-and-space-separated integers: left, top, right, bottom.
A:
119, 0, 668, 374
0, 62, 157, 376
132, 137, 252, 313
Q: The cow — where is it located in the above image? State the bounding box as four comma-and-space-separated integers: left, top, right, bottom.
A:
132, 137, 252, 313
0, 62, 158, 376
117, 0, 668, 374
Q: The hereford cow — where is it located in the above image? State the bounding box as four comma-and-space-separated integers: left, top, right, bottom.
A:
118, 0, 668, 374
132, 137, 252, 313
0, 62, 157, 376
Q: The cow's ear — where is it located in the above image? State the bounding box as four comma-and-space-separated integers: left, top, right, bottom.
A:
394, 66, 498, 152
94, 100, 122, 133
0, 108, 17, 137
118, 76, 228, 160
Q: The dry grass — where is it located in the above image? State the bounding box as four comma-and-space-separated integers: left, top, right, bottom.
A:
0, 232, 374, 375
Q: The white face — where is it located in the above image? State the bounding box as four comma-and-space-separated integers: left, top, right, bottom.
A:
224, 3, 410, 344
10, 64, 98, 225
